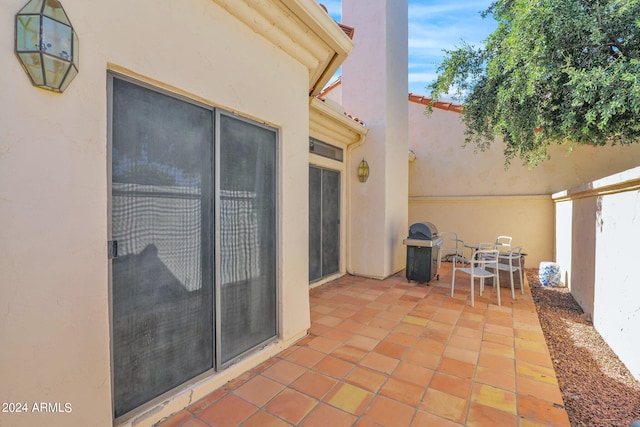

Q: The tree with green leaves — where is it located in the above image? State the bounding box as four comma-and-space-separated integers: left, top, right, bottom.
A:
428, 0, 640, 167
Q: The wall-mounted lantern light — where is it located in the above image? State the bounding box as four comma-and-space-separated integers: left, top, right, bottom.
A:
357, 159, 369, 183
15, 0, 78, 93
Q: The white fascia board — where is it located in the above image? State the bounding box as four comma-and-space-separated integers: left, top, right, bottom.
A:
309, 97, 367, 145
281, 0, 354, 94
212, 0, 353, 95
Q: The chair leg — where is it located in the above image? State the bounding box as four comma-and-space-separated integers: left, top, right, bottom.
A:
519, 268, 524, 294
451, 269, 455, 297
510, 268, 515, 300
470, 276, 475, 307
496, 272, 501, 306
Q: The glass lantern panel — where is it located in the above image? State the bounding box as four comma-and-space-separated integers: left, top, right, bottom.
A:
16, 15, 41, 52
42, 54, 69, 89
17, 0, 45, 15
43, 0, 70, 26
41, 15, 72, 60
18, 52, 45, 86
72, 30, 79, 67
58, 64, 77, 92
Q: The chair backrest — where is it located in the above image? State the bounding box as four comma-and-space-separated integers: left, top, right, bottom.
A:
438, 231, 463, 258
505, 246, 524, 266
452, 239, 465, 256
495, 236, 512, 250
438, 231, 458, 241
474, 249, 500, 270
441, 237, 463, 250
478, 242, 494, 250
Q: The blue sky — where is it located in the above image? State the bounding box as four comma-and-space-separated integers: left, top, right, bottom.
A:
322, 0, 497, 96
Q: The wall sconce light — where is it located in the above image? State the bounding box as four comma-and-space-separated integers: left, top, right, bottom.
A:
357, 159, 369, 183
15, 0, 79, 93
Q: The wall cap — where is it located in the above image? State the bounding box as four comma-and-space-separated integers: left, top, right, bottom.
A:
552, 166, 640, 201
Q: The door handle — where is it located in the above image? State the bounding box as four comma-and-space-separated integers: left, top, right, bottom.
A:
108, 240, 118, 259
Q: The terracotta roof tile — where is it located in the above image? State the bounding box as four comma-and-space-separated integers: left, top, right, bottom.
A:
408, 93, 464, 114
338, 24, 355, 39
318, 3, 355, 39
320, 80, 463, 115
318, 77, 341, 98
317, 82, 462, 126
315, 96, 365, 125
344, 112, 364, 125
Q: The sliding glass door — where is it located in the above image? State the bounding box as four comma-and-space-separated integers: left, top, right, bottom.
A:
218, 113, 277, 364
309, 166, 340, 282
109, 75, 277, 418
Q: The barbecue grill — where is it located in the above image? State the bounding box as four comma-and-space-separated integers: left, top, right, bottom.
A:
403, 222, 442, 283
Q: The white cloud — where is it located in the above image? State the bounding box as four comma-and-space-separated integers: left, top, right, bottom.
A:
408, 1, 490, 20
408, 38, 443, 50
407, 0, 495, 94
408, 72, 439, 83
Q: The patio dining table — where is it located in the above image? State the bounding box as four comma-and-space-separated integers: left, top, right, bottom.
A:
463, 242, 489, 259
464, 241, 512, 259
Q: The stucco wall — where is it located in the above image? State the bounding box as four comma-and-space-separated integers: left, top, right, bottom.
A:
553, 167, 640, 381
409, 102, 640, 197
409, 196, 553, 268
409, 102, 640, 266
0, 1, 311, 426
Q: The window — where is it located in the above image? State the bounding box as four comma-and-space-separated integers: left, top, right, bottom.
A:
309, 137, 343, 162
109, 74, 277, 418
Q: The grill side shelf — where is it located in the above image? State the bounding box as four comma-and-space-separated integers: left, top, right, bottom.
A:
402, 238, 442, 248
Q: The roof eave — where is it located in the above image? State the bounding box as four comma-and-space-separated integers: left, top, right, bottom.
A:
309, 97, 367, 146
211, 0, 354, 96
282, 0, 353, 95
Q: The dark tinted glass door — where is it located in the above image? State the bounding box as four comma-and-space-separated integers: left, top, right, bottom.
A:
219, 113, 277, 364
309, 166, 340, 282
309, 167, 322, 281
322, 169, 340, 276
110, 78, 214, 417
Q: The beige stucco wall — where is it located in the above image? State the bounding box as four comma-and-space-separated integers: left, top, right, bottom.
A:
409, 196, 553, 268
553, 167, 640, 381
409, 103, 640, 197
0, 1, 314, 425
557, 197, 597, 311
409, 102, 640, 266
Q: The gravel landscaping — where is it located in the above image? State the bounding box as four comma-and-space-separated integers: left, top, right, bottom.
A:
527, 270, 640, 427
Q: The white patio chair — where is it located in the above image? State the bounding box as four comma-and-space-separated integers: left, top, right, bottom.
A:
437, 231, 464, 270
495, 235, 512, 254
464, 241, 495, 259
496, 246, 524, 299
451, 248, 501, 307
483, 236, 512, 261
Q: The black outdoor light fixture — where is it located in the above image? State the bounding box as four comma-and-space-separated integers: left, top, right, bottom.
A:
357, 159, 369, 183
15, 0, 78, 93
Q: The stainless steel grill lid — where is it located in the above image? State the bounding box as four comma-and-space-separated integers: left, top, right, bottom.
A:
408, 222, 438, 240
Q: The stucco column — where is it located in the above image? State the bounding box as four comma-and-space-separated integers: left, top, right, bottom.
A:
342, 0, 409, 278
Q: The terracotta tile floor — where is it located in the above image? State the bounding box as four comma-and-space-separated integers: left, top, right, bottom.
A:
160, 263, 570, 426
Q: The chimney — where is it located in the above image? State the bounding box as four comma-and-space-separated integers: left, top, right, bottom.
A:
342, 0, 409, 278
